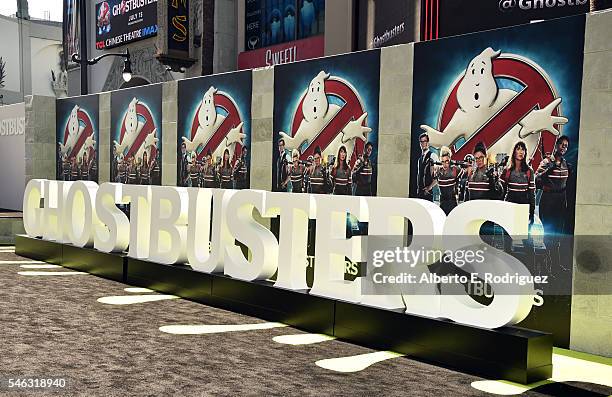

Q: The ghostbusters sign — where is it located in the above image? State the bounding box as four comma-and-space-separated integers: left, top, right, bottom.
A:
23, 179, 536, 330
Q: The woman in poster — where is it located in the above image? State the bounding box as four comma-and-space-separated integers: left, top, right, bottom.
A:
466, 142, 500, 201
289, 149, 305, 193
127, 156, 138, 185
151, 153, 160, 185
331, 145, 352, 195
81, 152, 90, 181
140, 152, 151, 185
70, 157, 79, 181
308, 147, 326, 194
219, 149, 233, 189
189, 155, 200, 188
90, 151, 98, 182
501, 141, 535, 224
436, 146, 463, 215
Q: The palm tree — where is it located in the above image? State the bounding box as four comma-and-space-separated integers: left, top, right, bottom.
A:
0, 57, 6, 89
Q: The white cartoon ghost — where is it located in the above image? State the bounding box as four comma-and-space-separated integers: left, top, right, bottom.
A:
75, 133, 97, 163
183, 86, 246, 161
420, 47, 568, 159
279, 71, 371, 162
114, 97, 146, 155
59, 105, 85, 157
134, 129, 158, 162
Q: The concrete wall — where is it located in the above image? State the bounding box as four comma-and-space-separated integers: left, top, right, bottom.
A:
249, 67, 274, 190
213, 0, 238, 73
325, 0, 355, 56
23, 95, 55, 183
570, 9, 612, 357
99, 92, 111, 183
376, 44, 413, 198
162, 81, 178, 186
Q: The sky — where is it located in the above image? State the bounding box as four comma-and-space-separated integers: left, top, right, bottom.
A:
0, 0, 63, 22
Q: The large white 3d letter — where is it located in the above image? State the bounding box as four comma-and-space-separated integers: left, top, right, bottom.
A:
42, 180, 71, 242
265, 192, 314, 290
123, 185, 152, 259
94, 183, 130, 253
442, 200, 534, 328
64, 181, 100, 247
310, 195, 368, 303
149, 186, 188, 264
186, 188, 236, 273
23, 179, 45, 238
224, 190, 278, 281
362, 197, 446, 312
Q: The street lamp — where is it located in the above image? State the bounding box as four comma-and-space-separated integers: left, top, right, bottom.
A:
71, 49, 133, 94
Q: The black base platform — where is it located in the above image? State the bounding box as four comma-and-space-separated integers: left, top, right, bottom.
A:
15, 235, 553, 384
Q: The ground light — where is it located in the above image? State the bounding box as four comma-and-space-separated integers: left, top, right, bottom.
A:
315, 351, 405, 373
159, 322, 288, 335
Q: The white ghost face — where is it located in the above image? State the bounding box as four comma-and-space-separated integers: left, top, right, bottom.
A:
457, 47, 500, 111
199, 87, 217, 129
303, 71, 329, 122
68, 105, 79, 137
125, 98, 138, 135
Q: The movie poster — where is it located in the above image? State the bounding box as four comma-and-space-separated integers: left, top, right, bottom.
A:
177, 71, 252, 189
272, 50, 380, 197
95, 0, 158, 50
409, 16, 585, 346
56, 95, 100, 182
111, 84, 162, 186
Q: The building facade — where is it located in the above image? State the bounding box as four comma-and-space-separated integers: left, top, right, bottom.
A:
0, 14, 64, 105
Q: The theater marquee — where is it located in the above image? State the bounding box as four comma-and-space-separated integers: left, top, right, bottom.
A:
95, 0, 158, 50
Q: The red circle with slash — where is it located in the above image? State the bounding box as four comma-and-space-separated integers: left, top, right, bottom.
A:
64, 108, 95, 160
119, 101, 159, 161
290, 76, 368, 167
438, 54, 563, 169
189, 91, 244, 166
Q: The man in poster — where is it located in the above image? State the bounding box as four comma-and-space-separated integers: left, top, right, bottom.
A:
536, 135, 572, 258
277, 138, 290, 191
234, 146, 249, 190
416, 132, 438, 201
352, 142, 375, 196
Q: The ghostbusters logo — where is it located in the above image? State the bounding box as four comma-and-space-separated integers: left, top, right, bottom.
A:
420, 47, 567, 169
114, 97, 159, 161
182, 86, 245, 165
59, 105, 96, 162
97, 1, 111, 35
279, 71, 371, 166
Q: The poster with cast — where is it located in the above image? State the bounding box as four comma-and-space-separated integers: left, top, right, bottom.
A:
56, 95, 100, 183
272, 50, 380, 197
111, 84, 162, 186
176, 71, 252, 190
409, 15, 585, 346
